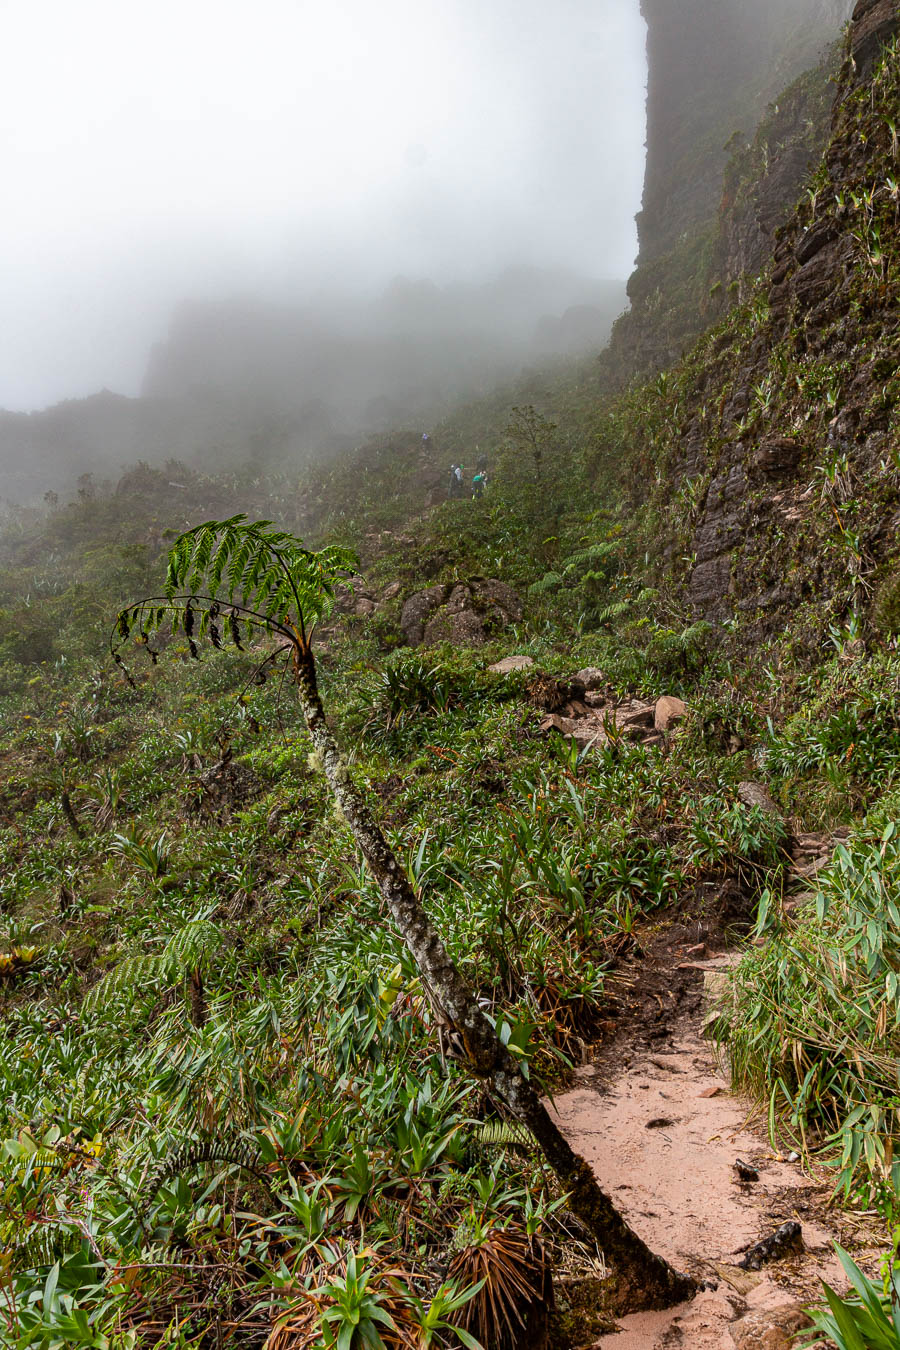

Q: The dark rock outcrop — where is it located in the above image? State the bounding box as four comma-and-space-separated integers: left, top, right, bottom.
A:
401, 580, 522, 647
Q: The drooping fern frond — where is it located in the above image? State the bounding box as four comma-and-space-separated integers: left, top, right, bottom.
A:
163, 918, 220, 972
83, 953, 162, 1012
165, 516, 357, 637
84, 915, 223, 1012
0, 1219, 75, 1275
140, 1131, 271, 1211
471, 1120, 534, 1154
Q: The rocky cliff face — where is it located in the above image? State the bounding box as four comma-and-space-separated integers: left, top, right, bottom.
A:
625, 0, 900, 645
638, 0, 852, 266
606, 0, 854, 380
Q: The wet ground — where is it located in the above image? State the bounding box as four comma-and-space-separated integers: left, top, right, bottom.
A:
550, 919, 883, 1347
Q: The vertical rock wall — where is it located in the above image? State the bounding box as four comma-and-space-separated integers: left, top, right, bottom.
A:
637, 0, 853, 269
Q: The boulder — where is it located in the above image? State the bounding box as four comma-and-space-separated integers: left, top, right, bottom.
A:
730, 1303, 811, 1350
737, 781, 781, 818
655, 695, 687, 732
424, 609, 486, 646
400, 585, 449, 645
403, 579, 523, 647
488, 655, 535, 674
575, 667, 605, 690
473, 579, 523, 625
381, 580, 402, 601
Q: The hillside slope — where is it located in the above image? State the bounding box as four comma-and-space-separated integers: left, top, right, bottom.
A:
613, 0, 900, 648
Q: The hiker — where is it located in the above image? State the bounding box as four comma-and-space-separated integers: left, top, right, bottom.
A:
448, 464, 461, 498
472, 470, 486, 499
476, 453, 488, 473
422, 432, 432, 450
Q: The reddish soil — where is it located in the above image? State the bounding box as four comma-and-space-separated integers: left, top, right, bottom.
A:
550, 913, 884, 1348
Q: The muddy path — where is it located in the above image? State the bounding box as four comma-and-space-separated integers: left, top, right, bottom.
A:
550, 910, 884, 1348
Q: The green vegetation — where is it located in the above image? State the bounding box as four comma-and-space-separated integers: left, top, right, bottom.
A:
799, 1244, 900, 1349
2, 18, 900, 1347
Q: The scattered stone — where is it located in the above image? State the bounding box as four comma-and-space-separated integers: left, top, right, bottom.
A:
729, 1302, 812, 1349
713, 1264, 761, 1296
736, 1222, 803, 1270
618, 702, 656, 731
381, 580, 402, 601
737, 781, 781, 817
655, 694, 687, 732
488, 654, 535, 674
698, 1085, 725, 1098
649, 1056, 685, 1073
645, 1117, 676, 1129
575, 667, 605, 690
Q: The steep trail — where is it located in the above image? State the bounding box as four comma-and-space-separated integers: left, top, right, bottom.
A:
549, 923, 883, 1347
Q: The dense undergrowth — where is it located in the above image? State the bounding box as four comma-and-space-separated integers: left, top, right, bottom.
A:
2, 491, 899, 1344
3, 24, 900, 1348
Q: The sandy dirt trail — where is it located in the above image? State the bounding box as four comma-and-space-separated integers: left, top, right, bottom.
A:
550, 949, 881, 1348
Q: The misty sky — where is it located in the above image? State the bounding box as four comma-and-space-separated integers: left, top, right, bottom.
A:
1, 0, 647, 412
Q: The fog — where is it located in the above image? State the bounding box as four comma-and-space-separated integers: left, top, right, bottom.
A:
0, 0, 647, 414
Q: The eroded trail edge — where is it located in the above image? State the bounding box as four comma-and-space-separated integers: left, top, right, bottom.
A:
549, 923, 883, 1348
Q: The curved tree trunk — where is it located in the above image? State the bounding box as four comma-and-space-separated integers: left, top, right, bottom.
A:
293, 645, 695, 1313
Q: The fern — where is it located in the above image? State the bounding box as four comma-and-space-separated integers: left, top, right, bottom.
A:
0, 1220, 72, 1275
562, 542, 619, 572
528, 571, 563, 596
164, 918, 220, 971
529, 541, 620, 598
113, 516, 357, 665
83, 954, 161, 1011
471, 1120, 534, 1153
85, 913, 222, 1011
594, 598, 634, 627
140, 1131, 270, 1210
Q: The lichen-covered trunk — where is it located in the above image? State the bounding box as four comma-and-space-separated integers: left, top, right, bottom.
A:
293, 645, 695, 1312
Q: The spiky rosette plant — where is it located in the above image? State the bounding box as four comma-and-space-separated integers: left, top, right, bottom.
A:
112, 516, 695, 1313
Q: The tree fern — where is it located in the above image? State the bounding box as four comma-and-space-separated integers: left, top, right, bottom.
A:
114, 516, 356, 668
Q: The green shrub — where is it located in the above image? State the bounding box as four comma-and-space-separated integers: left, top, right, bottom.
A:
719, 826, 900, 1203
